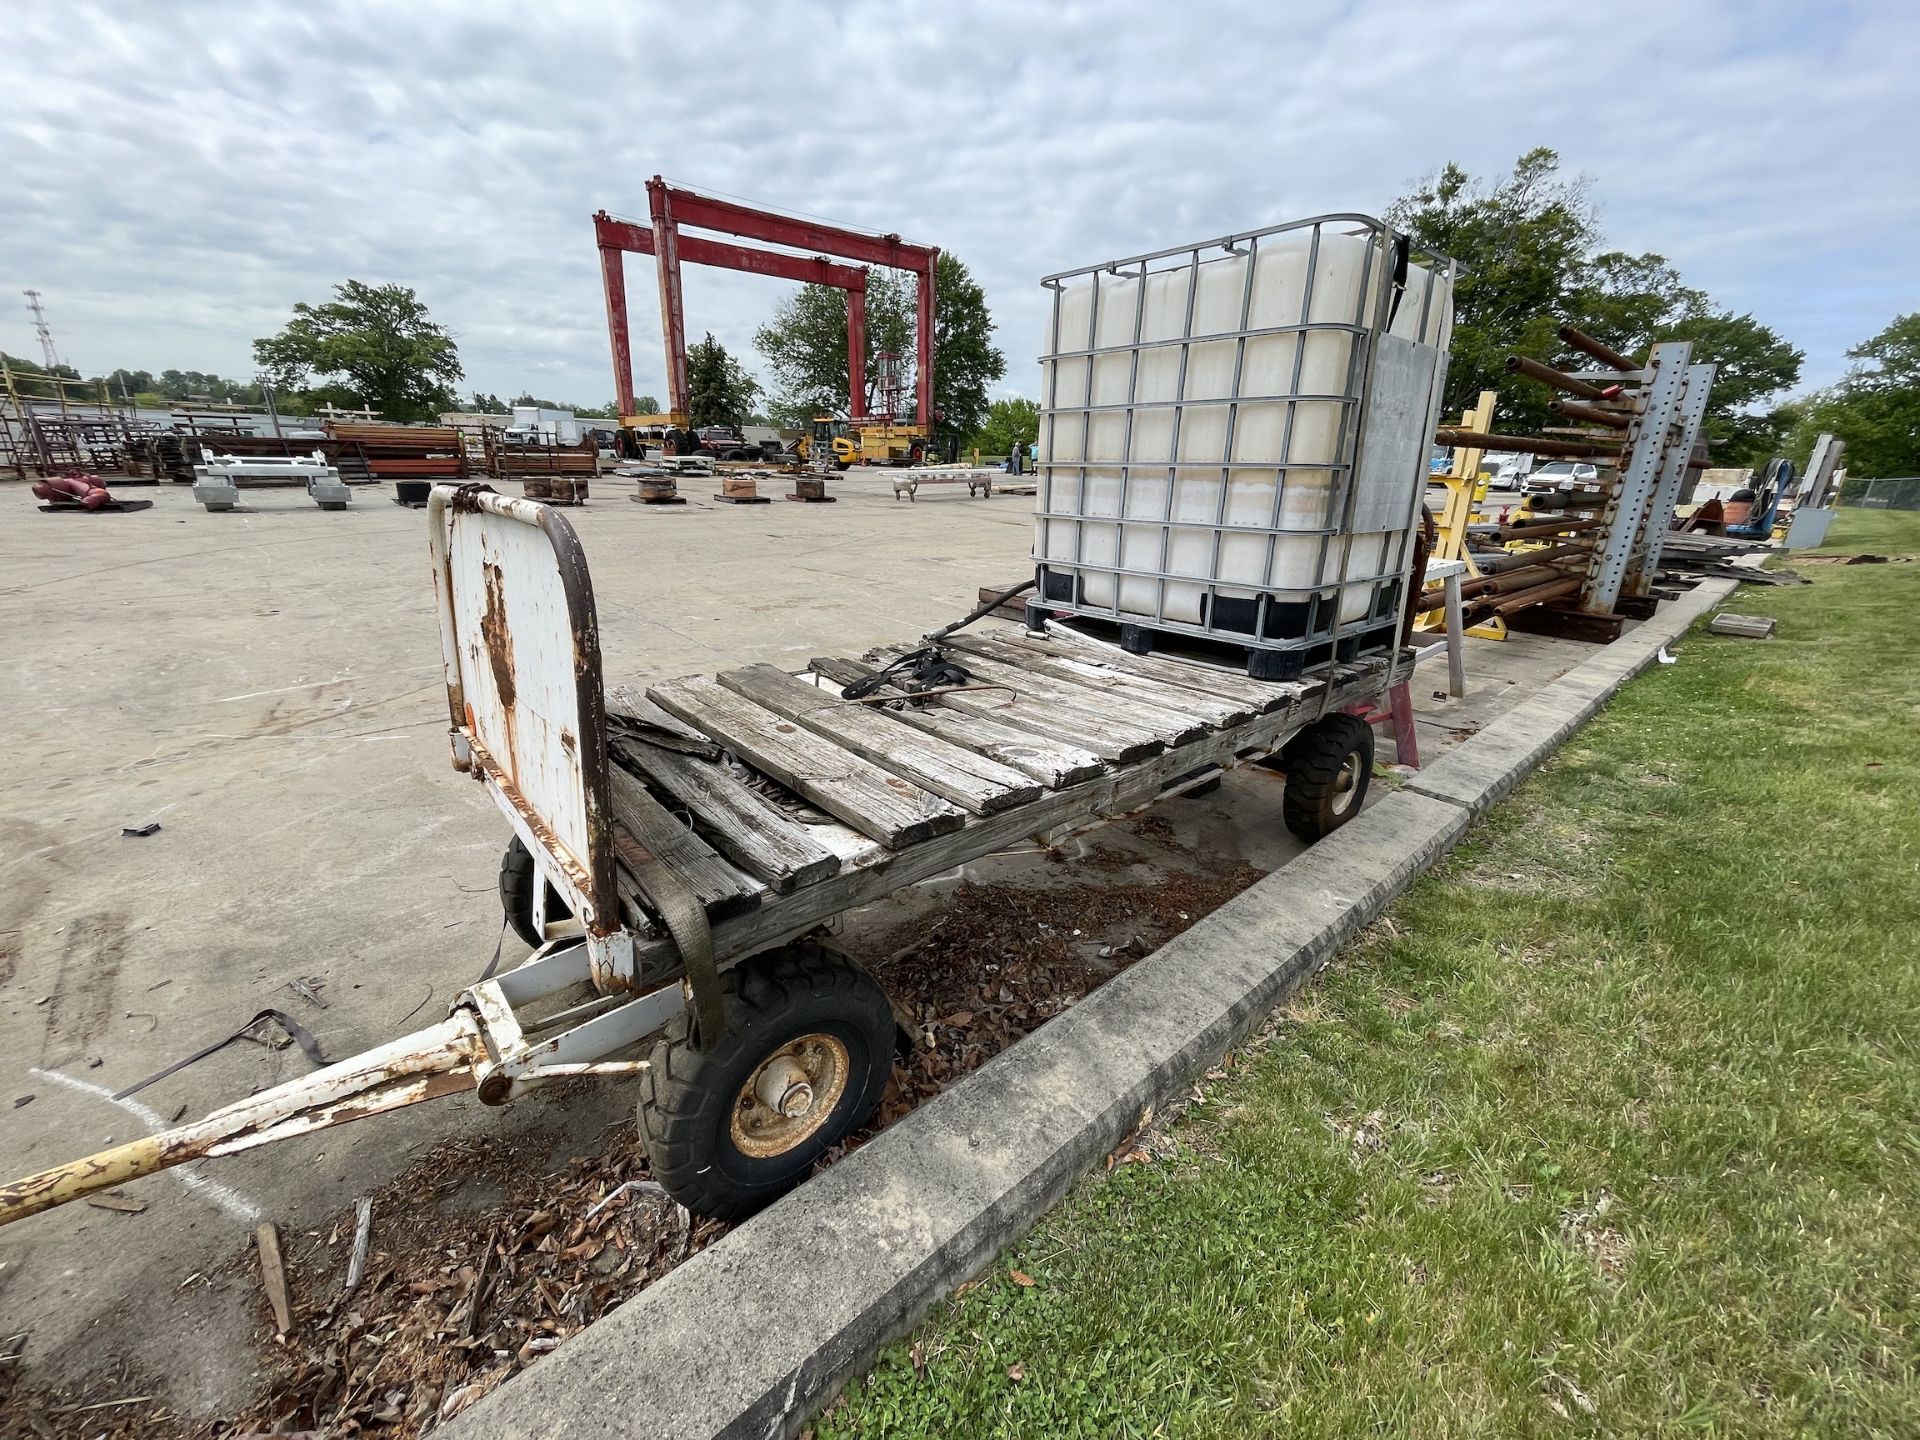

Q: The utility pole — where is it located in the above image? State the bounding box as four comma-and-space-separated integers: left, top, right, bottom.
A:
23, 290, 62, 371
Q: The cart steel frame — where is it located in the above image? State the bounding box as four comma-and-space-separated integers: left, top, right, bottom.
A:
2, 484, 1402, 1227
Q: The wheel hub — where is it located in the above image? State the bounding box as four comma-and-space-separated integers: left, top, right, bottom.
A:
1331, 755, 1362, 814
730, 1033, 851, 1158
755, 1055, 815, 1117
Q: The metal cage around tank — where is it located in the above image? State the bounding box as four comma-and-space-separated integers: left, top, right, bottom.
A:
1030, 214, 1455, 681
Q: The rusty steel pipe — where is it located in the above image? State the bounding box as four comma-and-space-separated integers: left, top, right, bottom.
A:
1547, 397, 1633, 430
1490, 575, 1584, 615
1498, 516, 1603, 541
1419, 561, 1579, 611
1481, 563, 1578, 595
1434, 427, 1623, 460
1467, 542, 1592, 572
1556, 324, 1640, 374
1504, 354, 1609, 401
1525, 490, 1613, 511
1457, 573, 1585, 626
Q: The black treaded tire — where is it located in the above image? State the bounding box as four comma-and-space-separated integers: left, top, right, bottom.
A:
498, 835, 570, 949
1280, 713, 1376, 843
639, 945, 895, 1220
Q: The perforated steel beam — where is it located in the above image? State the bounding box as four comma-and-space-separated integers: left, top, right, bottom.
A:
1629, 362, 1714, 594
1582, 341, 1691, 614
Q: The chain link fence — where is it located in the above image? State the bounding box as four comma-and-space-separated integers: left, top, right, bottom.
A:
1842, 476, 1920, 511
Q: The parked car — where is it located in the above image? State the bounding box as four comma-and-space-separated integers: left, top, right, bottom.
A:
1523, 460, 1600, 495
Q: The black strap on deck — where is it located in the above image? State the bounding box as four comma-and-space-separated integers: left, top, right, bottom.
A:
627, 862, 726, 1052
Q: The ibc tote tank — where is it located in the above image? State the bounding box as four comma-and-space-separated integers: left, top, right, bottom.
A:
1031, 216, 1455, 680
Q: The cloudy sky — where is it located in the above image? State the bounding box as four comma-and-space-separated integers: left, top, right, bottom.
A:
2, 1, 1910, 414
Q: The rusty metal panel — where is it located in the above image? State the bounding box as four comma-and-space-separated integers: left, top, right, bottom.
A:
429, 486, 619, 941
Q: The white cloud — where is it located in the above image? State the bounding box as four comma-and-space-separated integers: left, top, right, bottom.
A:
1, 0, 1910, 409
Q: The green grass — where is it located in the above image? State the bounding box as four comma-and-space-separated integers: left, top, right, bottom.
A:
820, 513, 1920, 1438
1815, 505, 1920, 555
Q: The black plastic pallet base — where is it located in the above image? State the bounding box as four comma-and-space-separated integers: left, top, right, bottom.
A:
631, 494, 687, 505
1036, 609, 1398, 682
785, 494, 838, 502
713, 493, 773, 504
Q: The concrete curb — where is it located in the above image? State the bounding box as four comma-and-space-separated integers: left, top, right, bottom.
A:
450, 580, 1738, 1440
1404, 579, 1736, 816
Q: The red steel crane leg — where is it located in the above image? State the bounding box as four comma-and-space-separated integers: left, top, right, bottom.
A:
847, 288, 868, 422
916, 251, 938, 429
597, 244, 635, 421
649, 184, 689, 419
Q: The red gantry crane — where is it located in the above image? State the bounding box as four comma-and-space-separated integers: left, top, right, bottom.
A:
594, 177, 939, 461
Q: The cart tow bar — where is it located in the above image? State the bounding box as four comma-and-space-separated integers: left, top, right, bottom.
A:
0, 1011, 486, 1229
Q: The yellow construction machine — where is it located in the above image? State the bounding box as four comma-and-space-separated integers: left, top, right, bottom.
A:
793, 416, 928, 469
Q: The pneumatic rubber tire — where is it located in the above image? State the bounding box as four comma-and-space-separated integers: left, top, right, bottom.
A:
498, 835, 571, 949
639, 945, 896, 1220
1280, 713, 1376, 843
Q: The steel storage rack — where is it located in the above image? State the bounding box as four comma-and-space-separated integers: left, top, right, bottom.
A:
1029, 216, 1455, 680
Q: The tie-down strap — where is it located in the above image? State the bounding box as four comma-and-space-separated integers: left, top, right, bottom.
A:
621, 850, 726, 1051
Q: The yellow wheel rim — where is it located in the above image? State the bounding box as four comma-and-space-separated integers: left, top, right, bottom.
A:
729, 1033, 851, 1159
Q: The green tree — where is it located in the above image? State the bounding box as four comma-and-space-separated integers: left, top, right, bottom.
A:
632, 393, 661, 416
106, 367, 156, 398
1662, 310, 1805, 464
2, 351, 82, 381
1786, 314, 1920, 479
970, 397, 1040, 458
1388, 149, 1801, 468
253, 280, 463, 422
754, 275, 906, 425
684, 333, 760, 430
1387, 148, 1592, 435
930, 254, 1005, 440
753, 253, 1004, 438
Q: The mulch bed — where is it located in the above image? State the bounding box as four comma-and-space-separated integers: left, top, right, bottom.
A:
2, 833, 1266, 1439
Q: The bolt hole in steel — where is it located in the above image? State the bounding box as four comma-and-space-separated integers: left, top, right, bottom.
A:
1331, 754, 1364, 815
730, 1034, 850, 1158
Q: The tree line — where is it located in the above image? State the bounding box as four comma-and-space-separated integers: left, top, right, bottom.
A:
20, 156, 1909, 475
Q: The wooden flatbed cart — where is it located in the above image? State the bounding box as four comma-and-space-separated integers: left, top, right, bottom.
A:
1, 485, 1400, 1227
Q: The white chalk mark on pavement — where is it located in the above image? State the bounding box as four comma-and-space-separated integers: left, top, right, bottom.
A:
28, 1067, 263, 1224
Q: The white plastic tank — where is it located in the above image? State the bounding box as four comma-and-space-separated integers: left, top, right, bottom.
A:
1034, 219, 1453, 666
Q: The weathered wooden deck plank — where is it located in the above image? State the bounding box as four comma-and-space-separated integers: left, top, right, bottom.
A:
1015, 624, 1308, 713
852, 650, 1163, 764
607, 764, 763, 922
647, 675, 965, 849
946, 633, 1253, 727
611, 739, 840, 894
807, 656, 1106, 789
877, 645, 1208, 747
715, 664, 1042, 816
